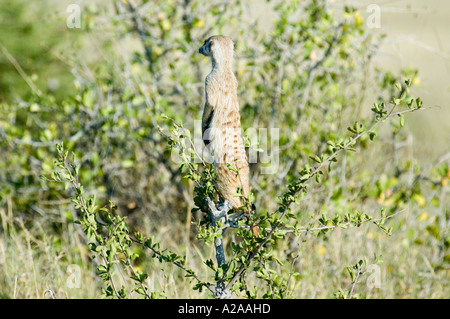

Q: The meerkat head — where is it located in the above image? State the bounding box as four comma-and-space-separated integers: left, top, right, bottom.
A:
199, 35, 234, 68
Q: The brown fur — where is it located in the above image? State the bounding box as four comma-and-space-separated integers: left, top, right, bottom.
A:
199, 35, 250, 209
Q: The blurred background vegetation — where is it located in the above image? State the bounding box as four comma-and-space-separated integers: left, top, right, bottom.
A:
0, 0, 448, 298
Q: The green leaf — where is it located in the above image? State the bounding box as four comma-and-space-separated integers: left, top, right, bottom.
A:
405, 78, 412, 87
121, 159, 134, 168
391, 97, 401, 105
309, 155, 322, 163
398, 114, 405, 127
116, 286, 126, 298
135, 287, 146, 295
415, 97, 423, 108
97, 265, 108, 274
247, 192, 256, 204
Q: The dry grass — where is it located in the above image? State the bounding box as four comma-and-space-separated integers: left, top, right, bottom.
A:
1, 192, 447, 299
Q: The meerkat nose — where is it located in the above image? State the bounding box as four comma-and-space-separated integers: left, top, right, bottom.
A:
199, 47, 207, 56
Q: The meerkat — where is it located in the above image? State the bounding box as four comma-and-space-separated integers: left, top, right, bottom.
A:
199, 35, 258, 236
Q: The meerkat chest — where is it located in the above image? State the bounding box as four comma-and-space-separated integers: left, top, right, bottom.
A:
206, 98, 241, 142
205, 70, 237, 103
209, 107, 243, 156
204, 70, 241, 152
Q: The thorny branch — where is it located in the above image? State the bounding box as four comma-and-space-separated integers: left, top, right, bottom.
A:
124, 0, 154, 74
130, 235, 215, 295
222, 103, 429, 293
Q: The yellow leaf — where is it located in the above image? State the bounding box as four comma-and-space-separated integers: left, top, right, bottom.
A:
193, 19, 205, 28
161, 20, 171, 31
237, 67, 244, 78
316, 244, 326, 256
386, 265, 392, 274
443, 177, 449, 187
412, 194, 426, 207
418, 212, 429, 221
281, 78, 290, 91
153, 46, 163, 56
353, 11, 363, 27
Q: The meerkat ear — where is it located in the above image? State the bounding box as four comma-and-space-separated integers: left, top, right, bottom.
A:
204, 36, 212, 45
208, 39, 214, 51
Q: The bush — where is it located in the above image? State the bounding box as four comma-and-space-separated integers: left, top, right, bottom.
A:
0, 0, 448, 298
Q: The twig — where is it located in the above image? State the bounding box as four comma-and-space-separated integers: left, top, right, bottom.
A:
130, 235, 215, 295
224, 103, 426, 291
224, 204, 290, 291
298, 21, 345, 112
285, 256, 298, 299
44, 289, 56, 299
126, 0, 154, 73
305, 208, 403, 234
62, 158, 123, 299
117, 239, 151, 299
0, 42, 42, 96
306, 22, 345, 75
13, 119, 106, 147
238, 208, 405, 235
206, 197, 233, 299
305, 104, 430, 186
200, 0, 232, 40
349, 261, 365, 299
